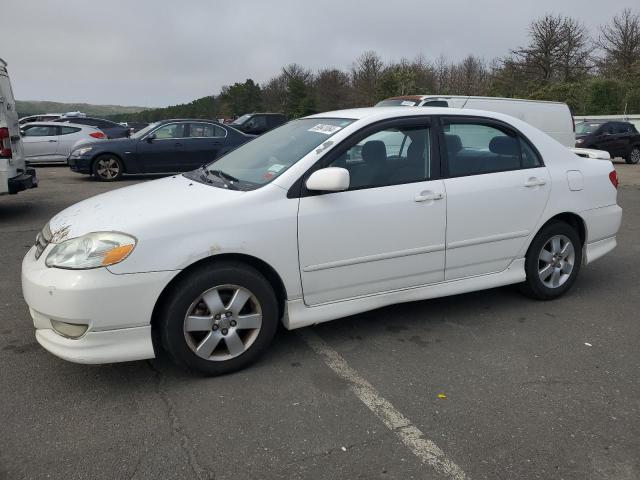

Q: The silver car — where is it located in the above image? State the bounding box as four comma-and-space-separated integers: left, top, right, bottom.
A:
21, 122, 106, 164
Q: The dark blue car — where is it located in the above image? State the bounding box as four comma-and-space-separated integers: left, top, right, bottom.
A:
67, 119, 253, 181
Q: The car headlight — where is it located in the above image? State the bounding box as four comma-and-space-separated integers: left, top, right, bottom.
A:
45, 232, 136, 269
72, 146, 93, 156
575, 138, 584, 144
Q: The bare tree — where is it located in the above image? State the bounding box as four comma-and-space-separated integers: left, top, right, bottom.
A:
315, 69, 353, 111
597, 8, 640, 77
351, 51, 385, 106
434, 54, 449, 94
558, 17, 592, 82
512, 14, 566, 83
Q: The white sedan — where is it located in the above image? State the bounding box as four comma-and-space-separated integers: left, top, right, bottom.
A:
21, 107, 622, 375
21, 121, 106, 164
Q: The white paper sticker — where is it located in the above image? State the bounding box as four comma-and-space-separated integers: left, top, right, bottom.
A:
268, 164, 285, 173
401, 100, 416, 106
308, 124, 342, 135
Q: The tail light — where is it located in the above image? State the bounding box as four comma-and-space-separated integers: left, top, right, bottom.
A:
609, 170, 618, 189
89, 131, 106, 139
0, 127, 12, 158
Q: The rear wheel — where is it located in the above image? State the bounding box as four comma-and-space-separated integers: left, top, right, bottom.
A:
626, 147, 640, 165
159, 262, 279, 376
93, 155, 123, 181
520, 221, 582, 300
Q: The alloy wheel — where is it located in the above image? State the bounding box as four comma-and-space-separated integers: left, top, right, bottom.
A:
183, 284, 262, 361
631, 148, 640, 165
538, 234, 575, 289
95, 158, 120, 179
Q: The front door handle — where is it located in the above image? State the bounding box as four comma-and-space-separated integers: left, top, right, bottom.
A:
48, 140, 57, 143
415, 191, 445, 202
174, 142, 183, 147
524, 177, 546, 188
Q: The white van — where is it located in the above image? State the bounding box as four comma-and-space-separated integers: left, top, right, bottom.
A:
0, 58, 37, 195
376, 95, 575, 147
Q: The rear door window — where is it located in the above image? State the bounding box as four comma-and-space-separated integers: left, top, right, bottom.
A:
442, 120, 541, 177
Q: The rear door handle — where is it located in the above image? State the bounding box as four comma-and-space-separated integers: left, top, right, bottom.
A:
524, 177, 546, 188
48, 140, 57, 143
415, 191, 445, 202
174, 142, 183, 147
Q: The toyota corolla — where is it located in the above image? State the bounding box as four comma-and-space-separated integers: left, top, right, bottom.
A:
22, 107, 622, 375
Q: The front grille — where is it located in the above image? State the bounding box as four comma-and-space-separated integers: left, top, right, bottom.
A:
34, 223, 52, 260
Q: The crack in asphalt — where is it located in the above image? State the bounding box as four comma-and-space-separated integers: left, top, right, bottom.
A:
147, 360, 215, 480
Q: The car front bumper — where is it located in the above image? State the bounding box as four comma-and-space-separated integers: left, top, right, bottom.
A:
67, 155, 92, 174
21, 245, 179, 364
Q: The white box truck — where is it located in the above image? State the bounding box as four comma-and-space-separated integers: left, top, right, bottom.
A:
1, 57, 37, 195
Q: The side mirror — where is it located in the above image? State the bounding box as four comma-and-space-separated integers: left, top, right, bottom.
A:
306, 167, 350, 192
146, 133, 156, 142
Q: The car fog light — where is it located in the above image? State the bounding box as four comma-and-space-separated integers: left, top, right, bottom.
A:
50, 320, 88, 339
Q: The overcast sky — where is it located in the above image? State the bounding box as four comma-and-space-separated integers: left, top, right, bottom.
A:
3, 0, 638, 107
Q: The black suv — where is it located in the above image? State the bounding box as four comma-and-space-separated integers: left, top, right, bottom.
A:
575, 120, 640, 164
230, 113, 287, 135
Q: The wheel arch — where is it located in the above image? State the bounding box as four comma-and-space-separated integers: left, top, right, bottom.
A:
526, 212, 587, 258
150, 253, 288, 333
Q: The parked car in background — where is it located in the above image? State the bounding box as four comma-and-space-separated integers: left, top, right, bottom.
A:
23, 107, 621, 375
1, 57, 37, 195
19, 113, 63, 125
575, 120, 640, 164
53, 116, 130, 139
19, 111, 87, 126
230, 113, 287, 135
21, 122, 106, 164
67, 119, 252, 180
376, 95, 575, 147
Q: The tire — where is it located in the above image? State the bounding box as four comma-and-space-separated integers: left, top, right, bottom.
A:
626, 146, 640, 165
159, 261, 279, 376
520, 221, 582, 300
92, 154, 123, 181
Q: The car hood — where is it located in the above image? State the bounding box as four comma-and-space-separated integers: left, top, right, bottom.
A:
77, 137, 136, 151
47, 174, 245, 241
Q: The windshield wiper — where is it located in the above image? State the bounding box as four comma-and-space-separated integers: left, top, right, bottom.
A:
201, 168, 239, 190
209, 169, 239, 182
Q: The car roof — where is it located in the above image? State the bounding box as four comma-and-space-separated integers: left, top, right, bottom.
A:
306, 106, 502, 121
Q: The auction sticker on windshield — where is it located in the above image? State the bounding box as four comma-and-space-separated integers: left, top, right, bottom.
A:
308, 124, 343, 135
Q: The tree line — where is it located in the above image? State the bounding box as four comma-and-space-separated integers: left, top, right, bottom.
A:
111, 8, 640, 123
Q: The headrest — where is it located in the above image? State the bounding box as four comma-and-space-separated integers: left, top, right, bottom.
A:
489, 136, 519, 156
361, 140, 387, 163
444, 134, 462, 154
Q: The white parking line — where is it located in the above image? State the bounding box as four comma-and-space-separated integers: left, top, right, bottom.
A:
299, 330, 468, 480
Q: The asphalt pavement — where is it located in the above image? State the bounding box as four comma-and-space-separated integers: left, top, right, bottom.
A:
0, 165, 638, 480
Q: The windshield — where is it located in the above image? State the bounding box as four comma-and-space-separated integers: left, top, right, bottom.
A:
131, 122, 159, 139
375, 99, 419, 107
202, 118, 354, 187
575, 122, 603, 135
231, 114, 252, 125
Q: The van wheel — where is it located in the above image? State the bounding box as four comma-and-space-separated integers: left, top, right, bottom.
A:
520, 222, 582, 300
159, 262, 279, 376
626, 147, 640, 164
93, 155, 123, 181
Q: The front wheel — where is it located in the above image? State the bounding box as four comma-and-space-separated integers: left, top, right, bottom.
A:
93, 155, 123, 181
520, 222, 582, 300
159, 262, 279, 375
626, 147, 640, 165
